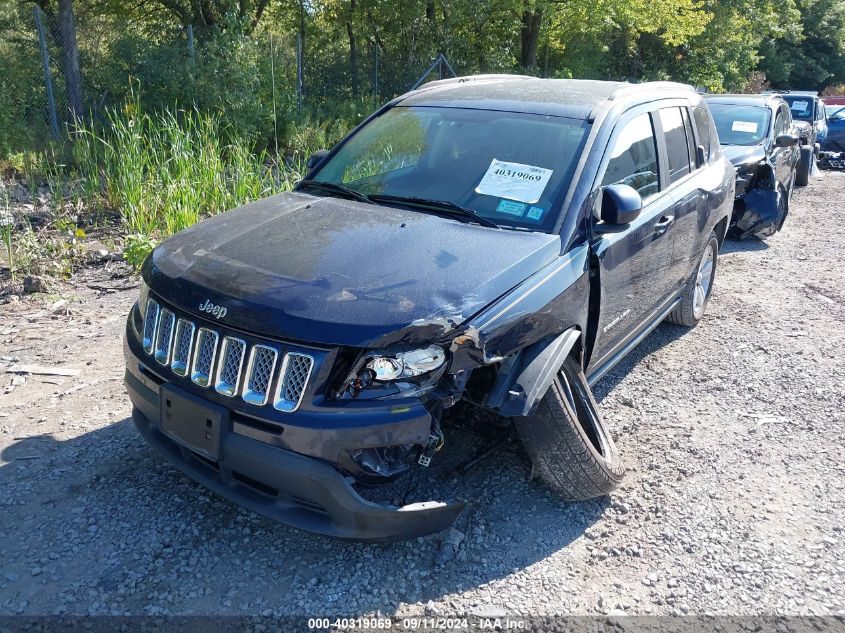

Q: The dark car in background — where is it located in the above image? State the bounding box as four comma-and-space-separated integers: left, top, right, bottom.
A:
823, 104, 845, 152
775, 92, 826, 182
125, 76, 734, 541
706, 94, 800, 238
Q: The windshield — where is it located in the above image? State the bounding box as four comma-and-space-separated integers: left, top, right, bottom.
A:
709, 104, 770, 145
829, 106, 845, 120
782, 95, 814, 121
309, 106, 590, 231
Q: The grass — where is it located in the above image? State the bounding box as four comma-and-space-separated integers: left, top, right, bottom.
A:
1, 93, 361, 278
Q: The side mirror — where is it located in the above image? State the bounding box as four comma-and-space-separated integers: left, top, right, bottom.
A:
775, 133, 799, 148
601, 184, 643, 225
306, 149, 330, 170
695, 144, 706, 167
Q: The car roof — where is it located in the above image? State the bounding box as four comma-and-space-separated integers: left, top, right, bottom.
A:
397, 75, 696, 120
778, 93, 818, 102
705, 94, 784, 108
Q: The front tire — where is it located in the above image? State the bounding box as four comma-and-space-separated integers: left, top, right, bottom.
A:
667, 231, 718, 327
796, 146, 813, 186
515, 356, 624, 500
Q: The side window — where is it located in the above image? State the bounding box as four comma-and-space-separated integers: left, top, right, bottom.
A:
774, 110, 786, 137
692, 104, 713, 161
659, 107, 692, 183
818, 103, 826, 121
601, 113, 660, 199
782, 105, 793, 128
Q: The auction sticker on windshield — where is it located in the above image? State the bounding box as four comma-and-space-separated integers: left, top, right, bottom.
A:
476, 159, 553, 204
732, 120, 758, 133
791, 100, 809, 113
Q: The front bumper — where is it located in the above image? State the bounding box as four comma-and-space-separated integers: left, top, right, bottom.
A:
125, 351, 464, 542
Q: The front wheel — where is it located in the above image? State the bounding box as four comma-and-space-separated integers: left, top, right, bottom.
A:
666, 231, 718, 327
796, 146, 813, 186
515, 356, 624, 500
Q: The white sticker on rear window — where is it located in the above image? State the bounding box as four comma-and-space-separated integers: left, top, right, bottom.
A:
791, 100, 809, 112
475, 159, 553, 204
732, 120, 759, 133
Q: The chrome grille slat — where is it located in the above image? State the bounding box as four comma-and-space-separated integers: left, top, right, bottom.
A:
141, 298, 316, 409
153, 309, 176, 365
274, 353, 314, 412
170, 319, 196, 376
142, 299, 160, 354
191, 328, 219, 387
242, 345, 278, 406
215, 337, 246, 397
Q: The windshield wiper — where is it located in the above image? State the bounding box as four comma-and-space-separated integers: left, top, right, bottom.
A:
296, 179, 373, 205
367, 194, 500, 229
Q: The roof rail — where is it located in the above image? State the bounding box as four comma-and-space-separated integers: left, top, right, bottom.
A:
420, 74, 533, 90
608, 81, 694, 101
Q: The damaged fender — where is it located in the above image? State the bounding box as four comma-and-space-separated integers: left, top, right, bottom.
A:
733, 187, 784, 239
447, 243, 591, 412
487, 328, 582, 417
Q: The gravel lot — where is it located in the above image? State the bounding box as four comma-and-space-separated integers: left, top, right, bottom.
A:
1, 170, 844, 620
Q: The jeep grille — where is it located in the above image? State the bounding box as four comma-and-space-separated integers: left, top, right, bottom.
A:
153, 309, 176, 366
170, 319, 195, 376
274, 353, 314, 412
215, 337, 246, 397
243, 345, 278, 406
190, 328, 218, 388
141, 301, 313, 411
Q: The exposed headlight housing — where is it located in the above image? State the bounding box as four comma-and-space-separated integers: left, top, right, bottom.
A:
341, 345, 447, 399
365, 346, 446, 381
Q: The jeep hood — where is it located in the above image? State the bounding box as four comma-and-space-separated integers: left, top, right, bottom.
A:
144, 192, 562, 348
722, 144, 766, 168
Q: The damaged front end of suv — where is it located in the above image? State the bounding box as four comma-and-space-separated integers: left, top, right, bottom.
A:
706, 95, 800, 239
126, 77, 733, 541
124, 183, 591, 540
729, 150, 787, 238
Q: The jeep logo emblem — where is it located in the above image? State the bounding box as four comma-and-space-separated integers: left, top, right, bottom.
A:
199, 299, 228, 319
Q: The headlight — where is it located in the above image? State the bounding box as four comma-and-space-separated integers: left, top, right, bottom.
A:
365, 346, 446, 381
341, 345, 447, 399
138, 279, 150, 313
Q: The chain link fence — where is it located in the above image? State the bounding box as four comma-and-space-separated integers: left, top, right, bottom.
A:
3, 6, 457, 154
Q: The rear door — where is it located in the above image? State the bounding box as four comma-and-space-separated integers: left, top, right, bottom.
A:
656, 104, 705, 290
588, 106, 679, 370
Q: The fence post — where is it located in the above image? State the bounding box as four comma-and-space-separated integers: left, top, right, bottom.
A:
296, 32, 303, 110
373, 43, 378, 98
34, 5, 60, 140
269, 34, 279, 157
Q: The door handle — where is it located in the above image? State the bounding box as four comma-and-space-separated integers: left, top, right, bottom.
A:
654, 215, 675, 234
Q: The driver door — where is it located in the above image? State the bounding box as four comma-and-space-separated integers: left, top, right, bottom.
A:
588, 108, 679, 372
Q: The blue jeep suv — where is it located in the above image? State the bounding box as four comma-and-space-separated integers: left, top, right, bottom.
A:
125, 76, 734, 540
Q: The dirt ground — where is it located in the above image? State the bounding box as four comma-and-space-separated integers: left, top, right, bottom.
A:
1, 170, 844, 619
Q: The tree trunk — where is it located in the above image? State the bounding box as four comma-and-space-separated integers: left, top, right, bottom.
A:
346, 0, 358, 96
520, 3, 542, 70
55, 0, 84, 120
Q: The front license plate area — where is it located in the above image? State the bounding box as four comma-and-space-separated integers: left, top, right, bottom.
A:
160, 384, 226, 461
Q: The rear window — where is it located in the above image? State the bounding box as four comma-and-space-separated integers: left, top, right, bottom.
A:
783, 95, 814, 121
659, 107, 692, 183
708, 104, 770, 146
